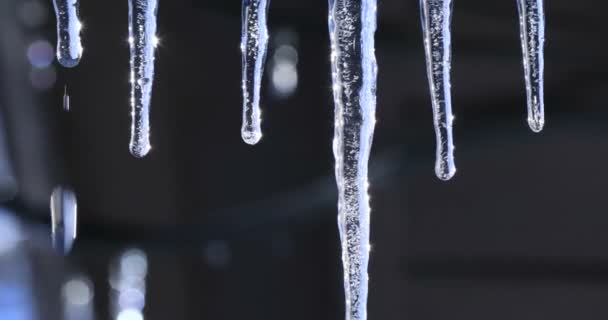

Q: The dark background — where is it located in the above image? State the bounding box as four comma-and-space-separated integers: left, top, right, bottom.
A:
1, 0, 608, 319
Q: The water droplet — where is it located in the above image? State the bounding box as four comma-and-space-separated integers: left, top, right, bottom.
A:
63, 85, 70, 111
50, 186, 78, 255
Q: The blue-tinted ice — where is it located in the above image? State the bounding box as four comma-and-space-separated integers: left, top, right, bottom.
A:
52, 0, 83, 68
128, 0, 159, 158
420, 0, 456, 181
517, 0, 545, 132
328, 1, 377, 319
241, 0, 270, 145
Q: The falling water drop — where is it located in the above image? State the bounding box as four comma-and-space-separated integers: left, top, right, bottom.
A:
52, 0, 83, 68
50, 186, 78, 255
517, 0, 545, 132
63, 85, 70, 111
328, 1, 377, 319
241, 0, 270, 145
420, 0, 456, 181
128, 0, 159, 158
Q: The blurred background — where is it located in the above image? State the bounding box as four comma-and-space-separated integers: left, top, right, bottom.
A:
0, 0, 607, 319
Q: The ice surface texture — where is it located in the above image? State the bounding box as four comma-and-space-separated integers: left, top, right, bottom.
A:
420, 0, 456, 181
241, 0, 270, 145
328, 0, 378, 319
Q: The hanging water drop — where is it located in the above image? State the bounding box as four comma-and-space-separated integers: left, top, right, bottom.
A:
52, 0, 83, 68
328, 1, 377, 319
50, 186, 78, 255
241, 0, 270, 145
128, 0, 159, 158
420, 0, 456, 181
63, 85, 70, 111
517, 0, 545, 132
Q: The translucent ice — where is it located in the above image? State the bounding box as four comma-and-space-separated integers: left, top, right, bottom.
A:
241, 0, 270, 145
128, 0, 159, 158
328, 0, 377, 319
52, 0, 83, 68
517, 0, 545, 132
420, 0, 456, 180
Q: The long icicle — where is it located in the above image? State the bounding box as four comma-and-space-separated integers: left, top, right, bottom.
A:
328, 1, 377, 319
241, 0, 270, 145
128, 0, 159, 158
517, 0, 545, 132
52, 0, 83, 68
420, 0, 456, 181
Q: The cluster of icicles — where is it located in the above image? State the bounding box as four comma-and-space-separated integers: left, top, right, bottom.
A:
51, 0, 545, 319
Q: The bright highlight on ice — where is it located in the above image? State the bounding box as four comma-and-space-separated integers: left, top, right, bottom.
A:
420, 0, 456, 181
517, 0, 545, 132
328, 0, 378, 319
241, 0, 270, 145
52, 0, 83, 68
127, 0, 159, 158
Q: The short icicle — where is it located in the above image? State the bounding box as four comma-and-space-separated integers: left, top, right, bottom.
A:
420, 0, 456, 181
52, 0, 83, 68
128, 0, 159, 158
240, 0, 270, 145
517, 0, 545, 132
328, 0, 378, 320
50, 186, 78, 255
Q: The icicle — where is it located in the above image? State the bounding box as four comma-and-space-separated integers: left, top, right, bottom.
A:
517, 0, 545, 132
63, 85, 70, 111
50, 186, 78, 255
52, 0, 83, 68
128, 0, 159, 158
328, 1, 377, 320
240, 0, 270, 145
420, 0, 456, 181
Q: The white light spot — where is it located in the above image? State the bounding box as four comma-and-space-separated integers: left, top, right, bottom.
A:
116, 309, 143, 320
62, 278, 93, 306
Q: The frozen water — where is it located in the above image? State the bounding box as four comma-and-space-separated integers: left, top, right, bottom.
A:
50, 186, 77, 255
241, 0, 270, 145
63, 85, 70, 111
128, 0, 159, 158
52, 0, 83, 68
328, 0, 377, 319
517, 0, 545, 132
420, 0, 456, 180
